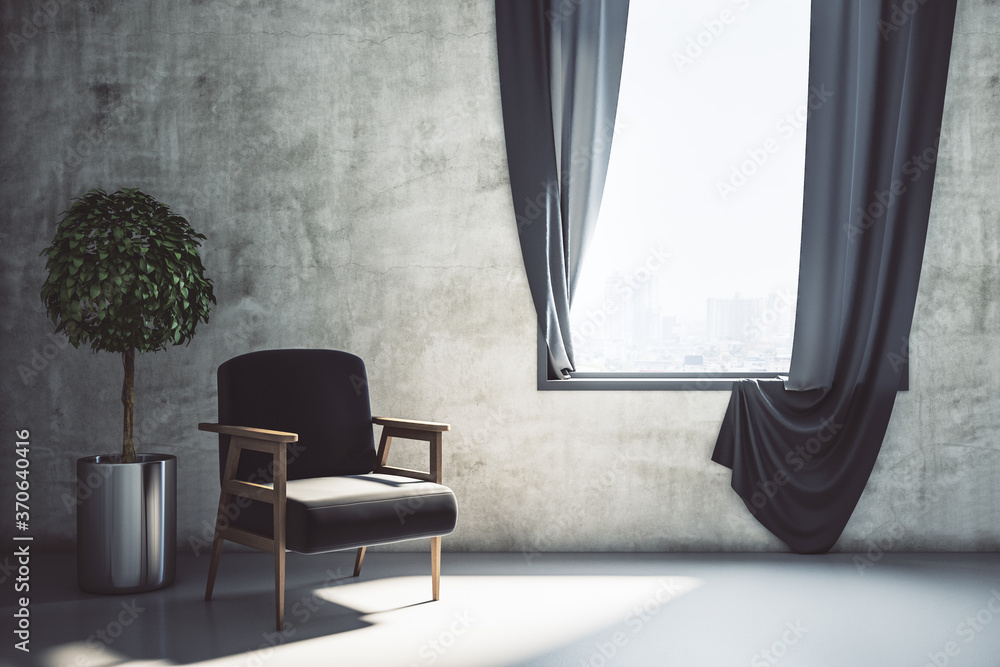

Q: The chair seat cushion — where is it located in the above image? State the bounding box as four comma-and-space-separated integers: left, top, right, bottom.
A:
281, 474, 457, 554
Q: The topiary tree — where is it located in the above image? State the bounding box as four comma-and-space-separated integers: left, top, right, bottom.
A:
40, 188, 216, 463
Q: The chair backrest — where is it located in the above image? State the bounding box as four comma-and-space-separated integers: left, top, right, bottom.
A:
217, 349, 377, 482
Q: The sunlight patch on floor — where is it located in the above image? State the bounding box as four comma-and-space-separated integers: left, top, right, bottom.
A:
304, 575, 702, 667
36, 575, 701, 667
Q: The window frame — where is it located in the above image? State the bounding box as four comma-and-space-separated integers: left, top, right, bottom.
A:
558, 2, 809, 387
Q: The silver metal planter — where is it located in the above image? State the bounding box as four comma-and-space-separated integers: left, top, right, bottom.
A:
77, 453, 176, 594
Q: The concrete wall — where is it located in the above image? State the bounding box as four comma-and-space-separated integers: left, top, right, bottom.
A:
1, 0, 997, 554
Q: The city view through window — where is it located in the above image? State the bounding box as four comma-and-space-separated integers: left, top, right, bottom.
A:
568, 0, 811, 375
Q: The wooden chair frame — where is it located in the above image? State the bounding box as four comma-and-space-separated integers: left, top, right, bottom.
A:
198, 416, 450, 630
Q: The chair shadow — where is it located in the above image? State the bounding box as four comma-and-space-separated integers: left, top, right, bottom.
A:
17, 553, 380, 665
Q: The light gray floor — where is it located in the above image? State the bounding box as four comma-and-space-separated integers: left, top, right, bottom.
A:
4, 551, 1000, 666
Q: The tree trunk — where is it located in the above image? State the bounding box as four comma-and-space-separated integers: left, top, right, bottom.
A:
122, 347, 135, 463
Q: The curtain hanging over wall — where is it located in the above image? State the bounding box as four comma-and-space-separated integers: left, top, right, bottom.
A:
495, 0, 629, 378
712, 0, 958, 554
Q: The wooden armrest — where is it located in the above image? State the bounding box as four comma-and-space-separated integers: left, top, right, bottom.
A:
372, 417, 451, 432
198, 423, 299, 443
372, 417, 447, 484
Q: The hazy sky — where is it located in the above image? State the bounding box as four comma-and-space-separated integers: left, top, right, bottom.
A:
572, 0, 811, 324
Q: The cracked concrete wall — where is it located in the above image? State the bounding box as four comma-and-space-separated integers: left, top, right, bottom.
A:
0, 0, 997, 555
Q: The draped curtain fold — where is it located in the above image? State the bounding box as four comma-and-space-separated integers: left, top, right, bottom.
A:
495, 0, 629, 378
712, 0, 958, 553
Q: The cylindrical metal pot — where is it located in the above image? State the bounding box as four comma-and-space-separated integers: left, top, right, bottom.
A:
77, 453, 176, 594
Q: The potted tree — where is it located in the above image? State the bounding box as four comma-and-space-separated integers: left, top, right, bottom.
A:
40, 188, 215, 593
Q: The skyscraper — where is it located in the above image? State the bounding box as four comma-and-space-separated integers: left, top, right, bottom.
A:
604, 273, 633, 343
707, 295, 765, 343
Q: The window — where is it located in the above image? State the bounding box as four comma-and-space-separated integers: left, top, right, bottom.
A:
553, 0, 812, 390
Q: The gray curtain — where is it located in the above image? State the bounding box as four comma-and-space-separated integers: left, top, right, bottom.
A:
495, 0, 629, 378
712, 0, 958, 553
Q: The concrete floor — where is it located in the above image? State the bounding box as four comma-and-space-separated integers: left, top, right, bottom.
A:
4, 551, 1000, 666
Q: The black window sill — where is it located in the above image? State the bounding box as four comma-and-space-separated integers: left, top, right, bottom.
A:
539, 373, 908, 391
538, 374, 783, 391
536, 335, 908, 391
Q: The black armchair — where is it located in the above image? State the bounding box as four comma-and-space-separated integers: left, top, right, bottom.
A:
198, 349, 458, 629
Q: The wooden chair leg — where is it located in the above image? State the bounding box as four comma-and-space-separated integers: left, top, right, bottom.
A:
273, 443, 287, 631
204, 529, 224, 601
431, 536, 441, 601
353, 547, 366, 577
206, 446, 240, 602
274, 544, 285, 631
